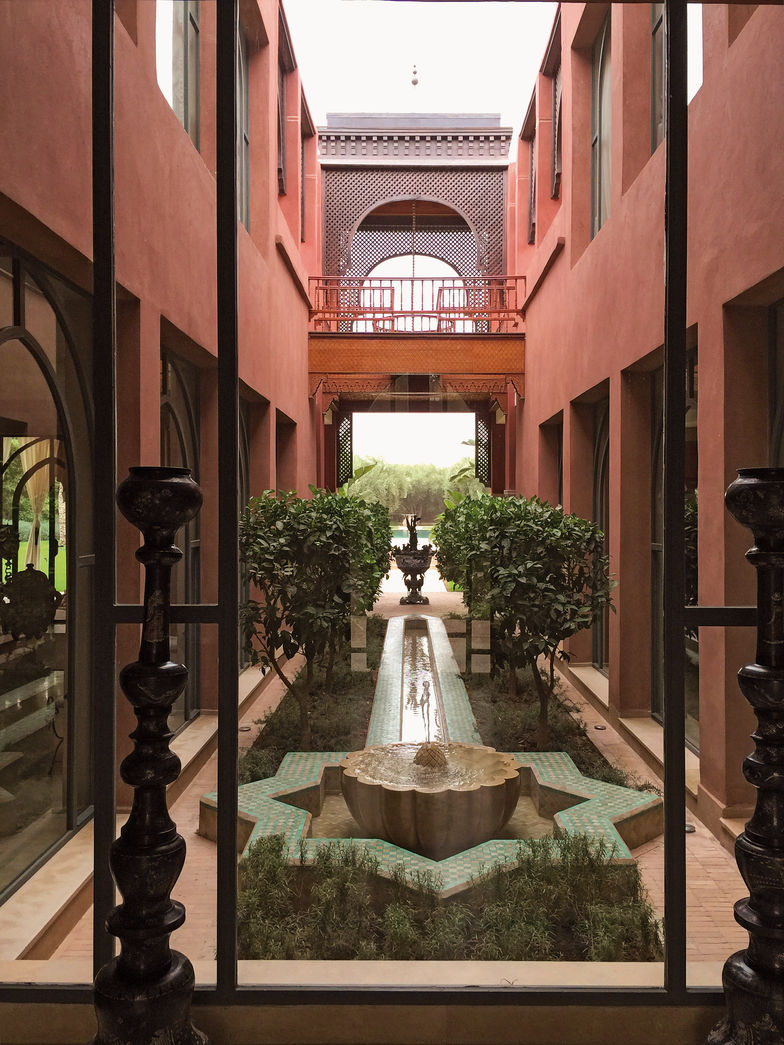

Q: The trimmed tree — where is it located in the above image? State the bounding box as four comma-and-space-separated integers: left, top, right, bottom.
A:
484, 496, 612, 747
239, 490, 392, 746
434, 494, 612, 747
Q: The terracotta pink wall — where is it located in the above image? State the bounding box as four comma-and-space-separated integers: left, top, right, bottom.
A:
507, 3, 784, 833
0, 0, 320, 757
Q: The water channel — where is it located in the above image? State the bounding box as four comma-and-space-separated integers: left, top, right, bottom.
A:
399, 619, 445, 745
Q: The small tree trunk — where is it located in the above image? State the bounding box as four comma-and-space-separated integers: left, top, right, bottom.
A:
529, 656, 550, 749
297, 689, 311, 749
299, 658, 313, 748
325, 635, 336, 688
508, 666, 518, 699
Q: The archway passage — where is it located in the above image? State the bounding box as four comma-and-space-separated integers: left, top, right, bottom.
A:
316, 375, 518, 496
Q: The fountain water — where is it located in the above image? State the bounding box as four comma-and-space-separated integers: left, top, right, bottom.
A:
339, 616, 522, 861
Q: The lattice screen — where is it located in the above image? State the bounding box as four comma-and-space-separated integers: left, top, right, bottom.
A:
323, 167, 506, 277
349, 220, 479, 279
337, 413, 353, 487
475, 414, 491, 487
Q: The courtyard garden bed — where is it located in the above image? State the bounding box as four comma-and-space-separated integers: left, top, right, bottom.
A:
237, 832, 663, 962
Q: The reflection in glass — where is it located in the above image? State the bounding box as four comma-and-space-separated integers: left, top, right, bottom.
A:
0, 248, 92, 900
161, 351, 201, 730
650, 359, 699, 751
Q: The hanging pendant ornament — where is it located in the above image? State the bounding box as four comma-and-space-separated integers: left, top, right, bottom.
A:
411, 63, 418, 87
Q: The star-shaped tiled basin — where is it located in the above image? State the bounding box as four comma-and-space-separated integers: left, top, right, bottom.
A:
199, 749, 662, 899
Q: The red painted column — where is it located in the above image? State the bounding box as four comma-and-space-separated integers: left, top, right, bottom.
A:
323, 410, 337, 492
491, 413, 506, 495
504, 382, 518, 494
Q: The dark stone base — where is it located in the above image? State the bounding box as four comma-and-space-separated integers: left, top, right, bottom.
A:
400, 594, 429, 605
707, 951, 784, 1045
93, 951, 209, 1045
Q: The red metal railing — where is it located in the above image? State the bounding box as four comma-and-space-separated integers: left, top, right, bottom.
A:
308, 276, 525, 333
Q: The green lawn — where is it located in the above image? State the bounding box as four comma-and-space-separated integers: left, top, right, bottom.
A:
16, 542, 67, 592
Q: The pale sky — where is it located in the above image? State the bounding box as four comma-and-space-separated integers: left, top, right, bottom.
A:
157, 2, 702, 466
284, 1, 558, 139
354, 412, 475, 466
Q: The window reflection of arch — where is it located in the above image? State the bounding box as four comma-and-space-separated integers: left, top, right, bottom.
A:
161, 351, 200, 727
0, 247, 92, 901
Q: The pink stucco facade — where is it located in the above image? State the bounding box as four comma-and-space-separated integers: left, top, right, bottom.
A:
508, 3, 784, 840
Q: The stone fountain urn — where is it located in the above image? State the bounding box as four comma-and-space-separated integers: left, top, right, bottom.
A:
339, 741, 522, 861
392, 513, 434, 605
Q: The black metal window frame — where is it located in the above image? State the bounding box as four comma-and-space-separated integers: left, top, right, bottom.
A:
0, 0, 759, 1019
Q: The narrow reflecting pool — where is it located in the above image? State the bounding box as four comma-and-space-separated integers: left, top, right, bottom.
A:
399, 620, 444, 744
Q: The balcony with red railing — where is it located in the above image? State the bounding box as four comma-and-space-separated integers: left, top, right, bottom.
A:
308, 276, 525, 334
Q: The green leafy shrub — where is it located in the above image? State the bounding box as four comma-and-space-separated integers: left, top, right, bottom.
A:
240, 490, 392, 745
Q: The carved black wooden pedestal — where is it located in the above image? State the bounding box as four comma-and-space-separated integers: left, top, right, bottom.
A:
93, 467, 208, 1045
710, 468, 784, 1045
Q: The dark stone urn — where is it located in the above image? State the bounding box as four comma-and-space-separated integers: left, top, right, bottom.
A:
93, 467, 208, 1045
392, 514, 434, 605
709, 468, 784, 1045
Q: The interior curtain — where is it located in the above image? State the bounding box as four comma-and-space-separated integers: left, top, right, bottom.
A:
19, 437, 54, 570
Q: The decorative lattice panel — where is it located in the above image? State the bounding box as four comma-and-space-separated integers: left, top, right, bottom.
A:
349, 219, 479, 280
323, 167, 506, 278
337, 413, 353, 487
475, 414, 491, 487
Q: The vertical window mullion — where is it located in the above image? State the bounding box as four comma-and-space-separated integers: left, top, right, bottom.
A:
215, 0, 239, 999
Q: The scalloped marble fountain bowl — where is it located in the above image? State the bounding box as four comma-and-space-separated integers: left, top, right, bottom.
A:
339, 742, 523, 861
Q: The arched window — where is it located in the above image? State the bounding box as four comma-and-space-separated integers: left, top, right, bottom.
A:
0, 249, 92, 900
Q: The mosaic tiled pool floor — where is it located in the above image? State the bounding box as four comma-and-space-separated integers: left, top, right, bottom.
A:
200, 615, 663, 896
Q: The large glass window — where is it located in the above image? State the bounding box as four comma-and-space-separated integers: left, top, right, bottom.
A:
0, 249, 93, 900
237, 21, 250, 230
156, 0, 201, 149
552, 62, 562, 199
528, 133, 537, 244
651, 3, 665, 151
591, 14, 612, 238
